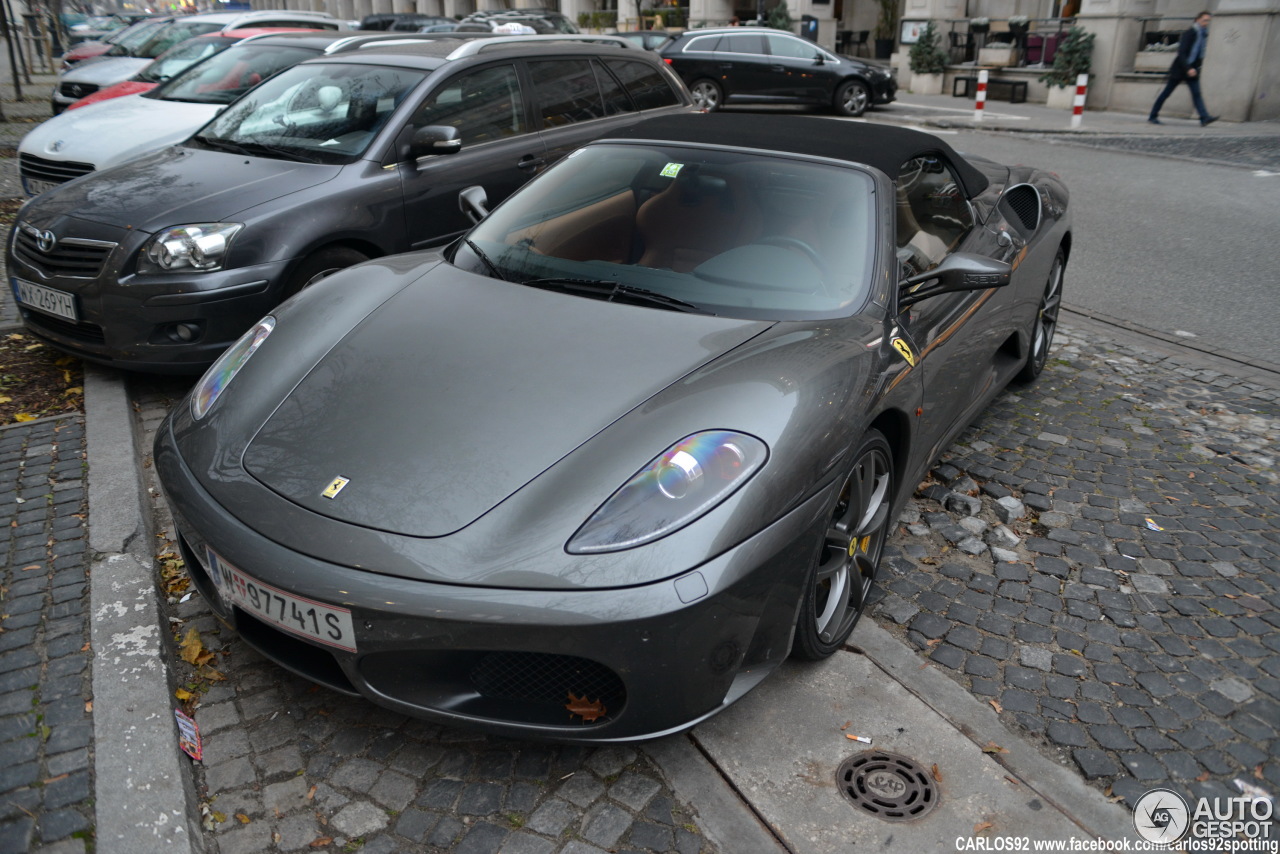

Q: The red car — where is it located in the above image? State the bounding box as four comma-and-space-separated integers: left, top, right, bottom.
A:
68, 28, 321, 111
60, 17, 174, 70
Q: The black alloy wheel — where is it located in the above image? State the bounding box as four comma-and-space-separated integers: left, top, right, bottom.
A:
793, 429, 895, 660
834, 79, 871, 117
689, 78, 723, 112
1016, 248, 1064, 383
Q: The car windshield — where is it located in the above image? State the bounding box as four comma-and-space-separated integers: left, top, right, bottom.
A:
111, 20, 168, 51
455, 142, 877, 321
135, 21, 225, 59
136, 38, 234, 83
150, 44, 320, 105
195, 63, 426, 163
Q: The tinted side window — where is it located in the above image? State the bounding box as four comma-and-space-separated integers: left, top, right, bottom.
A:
766, 34, 816, 58
722, 34, 766, 55
412, 64, 527, 143
528, 59, 606, 126
604, 59, 679, 109
591, 60, 633, 116
682, 34, 721, 52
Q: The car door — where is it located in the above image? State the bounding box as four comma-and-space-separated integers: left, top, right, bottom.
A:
891, 155, 1002, 460
396, 62, 547, 250
762, 33, 829, 99
716, 33, 770, 97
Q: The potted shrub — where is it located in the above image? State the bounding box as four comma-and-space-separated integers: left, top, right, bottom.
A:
1134, 41, 1175, 73
1040, 25, 1095, 108
969, 16, 989, 34
908, 20, 948, 95
874, 0, 898, 58
1008, 14, 1030, 35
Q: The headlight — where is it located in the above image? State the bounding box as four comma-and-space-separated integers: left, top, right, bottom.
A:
567, 430, 768, 554
137, 223, 242, 275
190, 317, 274, 420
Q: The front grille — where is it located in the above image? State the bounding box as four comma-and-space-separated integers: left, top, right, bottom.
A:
1001, 184, 1041, 232
471, 652, 626, 720
24, 310, 106, 345
58, 81, 99, 100
13, 227, 116, 278
19, 152, 95, 185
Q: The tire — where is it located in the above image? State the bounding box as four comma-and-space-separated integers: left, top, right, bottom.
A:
283, 247, 369, 299
689, 78, 723, 112
1015, 248, 1065, 383
792, 429, 895, 660
833, 79, 871, 117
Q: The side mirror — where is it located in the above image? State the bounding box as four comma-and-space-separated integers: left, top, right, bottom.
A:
407, 125, 462, 160
899, 252, 1011, 309
459, 185, 489, 224
814, 52, 825, 64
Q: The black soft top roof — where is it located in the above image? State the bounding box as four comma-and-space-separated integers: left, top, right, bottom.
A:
606, 113, 990, 198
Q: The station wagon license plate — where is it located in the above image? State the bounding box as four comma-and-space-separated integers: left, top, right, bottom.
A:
22, 177, 60, 197
13, 278, 78, 322
205, 548, 357, 653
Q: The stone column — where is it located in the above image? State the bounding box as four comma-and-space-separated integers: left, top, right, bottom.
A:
1074, 0, 1156, 109
1200, 3, 1280, 121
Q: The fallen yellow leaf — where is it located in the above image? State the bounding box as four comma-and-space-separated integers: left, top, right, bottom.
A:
988, 699, 1003, 714
235, 813, 250, 824
13, 414, 37, 423
982, 742, 1009, 755
974, 821, 993, 834
175, 688, 194, 701
178, 627, 204, 666
0, 396, 10, 403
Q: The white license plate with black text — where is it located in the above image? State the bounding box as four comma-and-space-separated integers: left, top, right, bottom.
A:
205, 547, 357, 652
22, 177, 60, 197
14, 278, 78, 322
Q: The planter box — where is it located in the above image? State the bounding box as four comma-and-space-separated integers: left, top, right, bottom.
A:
978, 46, 1016, 67
1134, 51, 1174, 73
1046, 84, 1079, 109
910, 72, 944, 95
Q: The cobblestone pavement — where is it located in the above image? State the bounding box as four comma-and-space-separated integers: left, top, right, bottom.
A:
871, 323, 1280, 810
0, 415, 94, 852
133, 378, 721, 854
1020, 133, 1280, 170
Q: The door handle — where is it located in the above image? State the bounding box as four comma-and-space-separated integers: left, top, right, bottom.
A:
517, 154, 545, 171
770, 64, 785, 71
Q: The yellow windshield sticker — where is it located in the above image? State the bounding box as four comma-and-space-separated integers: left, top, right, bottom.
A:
660, 162, 684, 178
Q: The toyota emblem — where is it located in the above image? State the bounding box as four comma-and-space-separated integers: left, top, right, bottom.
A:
36, 230, 57, 253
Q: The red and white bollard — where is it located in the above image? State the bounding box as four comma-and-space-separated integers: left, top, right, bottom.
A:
1070, 73, 1088, 129
974, 69, 988, 122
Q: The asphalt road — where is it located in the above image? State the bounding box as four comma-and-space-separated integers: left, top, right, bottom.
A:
942, 130, 1280, 367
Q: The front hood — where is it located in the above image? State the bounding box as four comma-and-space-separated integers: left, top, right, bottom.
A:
242, 268, 772, 538
70, 80, 155, 109
19, 94, 218, 171
28, 145, 340, 229
62, 56, 148, 84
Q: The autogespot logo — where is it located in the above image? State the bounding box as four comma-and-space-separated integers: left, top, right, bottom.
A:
1133, 788, 1191, 844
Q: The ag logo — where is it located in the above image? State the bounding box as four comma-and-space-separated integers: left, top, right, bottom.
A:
864, 771, 907, 799
1132, 788, 1189, 843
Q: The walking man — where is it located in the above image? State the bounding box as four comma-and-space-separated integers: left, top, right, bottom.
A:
1149, 11, 1219, 126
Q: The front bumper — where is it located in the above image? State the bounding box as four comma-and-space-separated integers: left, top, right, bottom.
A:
157, 417, 831, 742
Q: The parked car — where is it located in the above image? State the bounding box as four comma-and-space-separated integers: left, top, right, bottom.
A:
614, 30, 675, 51
9, 36, 694, 372
51, 8, 347, 112
21, 32, 401, 196
60, 17, 174, 71
460, 8, 578, 33
358, 13, 454, 31
658, 26, 896, 116
64, 28, 325, 112
66, 12, 168, 46
151, 112, 1069, 741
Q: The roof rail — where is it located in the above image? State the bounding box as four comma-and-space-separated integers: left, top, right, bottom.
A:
323, 31, 490, 54
445, 34, 634, 59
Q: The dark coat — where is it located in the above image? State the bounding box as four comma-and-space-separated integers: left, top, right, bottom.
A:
1168, 24, 1206, 80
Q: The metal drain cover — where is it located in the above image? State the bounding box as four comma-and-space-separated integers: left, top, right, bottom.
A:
836, 750, 939, 822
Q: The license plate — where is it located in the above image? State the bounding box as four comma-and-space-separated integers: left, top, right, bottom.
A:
22, 177, 60, 197
14, 278, 78, 322
205, 547, 357, 653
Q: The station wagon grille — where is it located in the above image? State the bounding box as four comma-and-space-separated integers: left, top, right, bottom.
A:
12, 228, 116, 279
19, 152, 95, 185
58, 81, 99, 100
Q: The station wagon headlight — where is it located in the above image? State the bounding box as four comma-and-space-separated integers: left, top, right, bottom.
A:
138, 223, 243, 275
568, 430, 768, 554
191, 317, 274, 420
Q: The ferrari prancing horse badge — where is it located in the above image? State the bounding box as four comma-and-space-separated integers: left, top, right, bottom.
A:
321, 476, 350, 499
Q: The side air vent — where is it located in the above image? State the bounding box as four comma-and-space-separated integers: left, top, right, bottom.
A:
1000, 183, 1041, 234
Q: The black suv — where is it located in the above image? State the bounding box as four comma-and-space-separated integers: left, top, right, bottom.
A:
9, 36, 693, 371
658, 27, 895, 116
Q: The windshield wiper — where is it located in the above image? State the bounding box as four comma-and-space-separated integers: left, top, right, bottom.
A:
521, 277, 703, 313
464, 239, 510, 282
193, 135, 253, 156
235, 140, 322, 164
